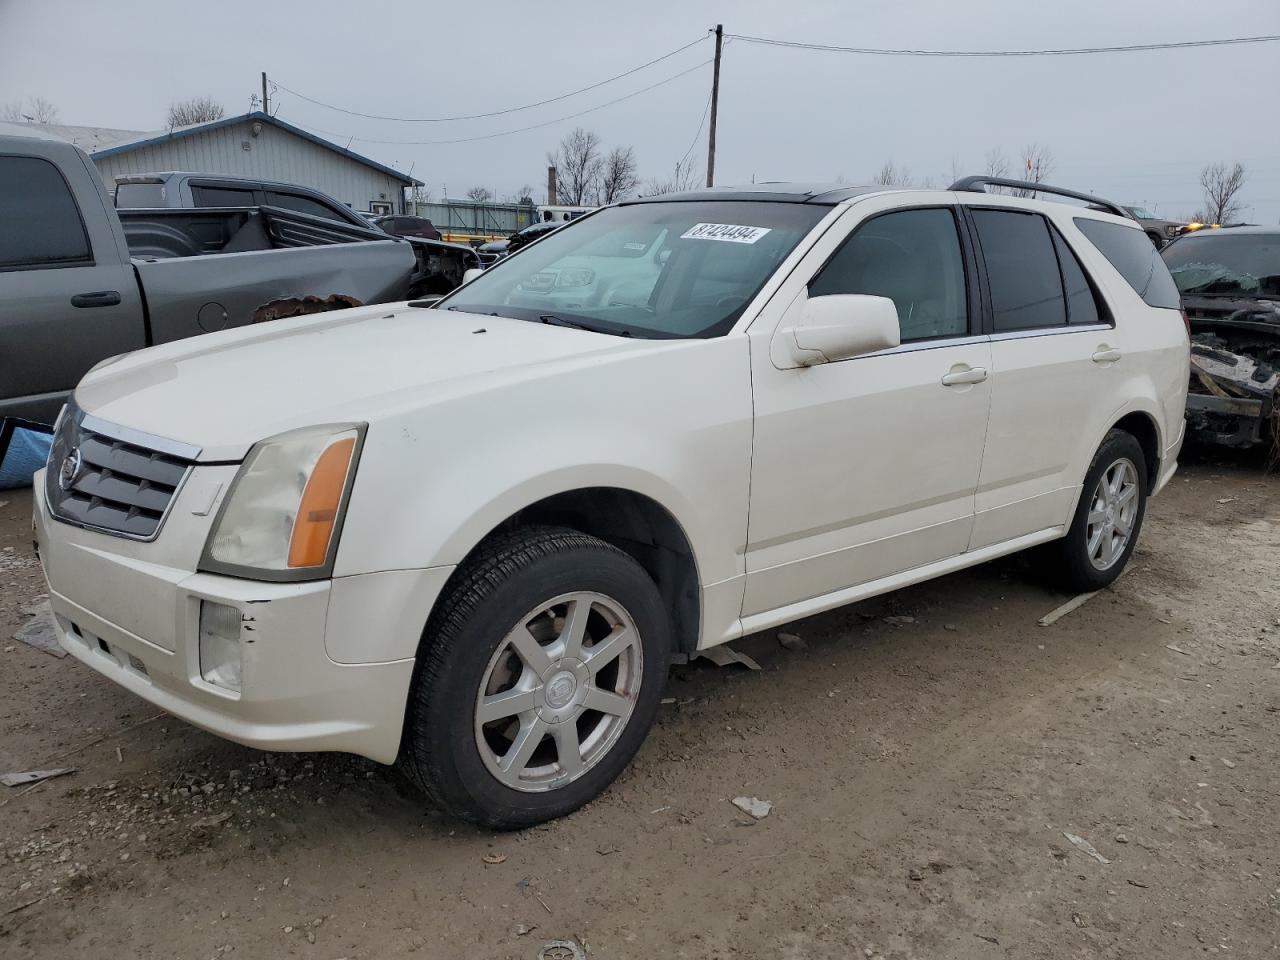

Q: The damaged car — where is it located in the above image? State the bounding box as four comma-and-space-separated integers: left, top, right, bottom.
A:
1162, 226, 1280, 447
1, 131, 480, 425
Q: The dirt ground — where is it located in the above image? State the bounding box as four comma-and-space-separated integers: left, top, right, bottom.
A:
2, 450, 1277, 960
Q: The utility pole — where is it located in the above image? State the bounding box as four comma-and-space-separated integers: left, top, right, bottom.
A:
261, 72, 269, 116
706, 24, 723, 188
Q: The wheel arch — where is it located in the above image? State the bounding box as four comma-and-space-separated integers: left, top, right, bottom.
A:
432, 484, 703, 656
1090, 404, 1163, 493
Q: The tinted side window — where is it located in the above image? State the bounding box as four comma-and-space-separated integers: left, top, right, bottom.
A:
810, 208, 969, 341
191, 185, 256, 207
265, 191, 346, 222
0, 156, 92, 269
1074, 218, 1181, 309
1050, 228, 1103, 325
972, 210, 1065, 331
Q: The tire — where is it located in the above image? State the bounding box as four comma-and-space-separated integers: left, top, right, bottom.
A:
398, 525, 671, 829
1040, 430, 1148, 593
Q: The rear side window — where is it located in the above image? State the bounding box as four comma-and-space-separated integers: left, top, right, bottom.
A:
972, 209, 1065, 331
191, 184, 256, 207
810, 207, 969, 342
0, 155, 92, 269
1074, 218, 1181, 309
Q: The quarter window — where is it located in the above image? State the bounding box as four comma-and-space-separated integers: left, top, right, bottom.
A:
0, 156, 92, 269
972, 209, 1066, 331
1074, 217, 1181, 309
809, 208, 969, 341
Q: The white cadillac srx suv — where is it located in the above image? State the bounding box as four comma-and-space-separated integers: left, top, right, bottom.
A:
34, 178, 1189, 827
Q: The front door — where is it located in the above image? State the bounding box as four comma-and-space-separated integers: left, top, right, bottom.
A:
0, 151, 144, 423
744, 202, 992, 619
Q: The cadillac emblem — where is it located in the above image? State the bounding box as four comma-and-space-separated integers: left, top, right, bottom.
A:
58, 447, 83, 492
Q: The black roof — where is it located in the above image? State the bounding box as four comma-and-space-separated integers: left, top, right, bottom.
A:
623, 182, 883, 205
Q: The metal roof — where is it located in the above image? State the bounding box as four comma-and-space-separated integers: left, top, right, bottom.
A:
6, 112, 421, 186
89, 112, 422, 186
625, 182, 887, 205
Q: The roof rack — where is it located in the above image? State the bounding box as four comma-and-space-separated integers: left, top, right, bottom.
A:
948, 176, 1129, 220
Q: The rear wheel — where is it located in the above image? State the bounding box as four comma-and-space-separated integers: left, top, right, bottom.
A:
1040, 430, 1148, 592
398, 526, 671, 828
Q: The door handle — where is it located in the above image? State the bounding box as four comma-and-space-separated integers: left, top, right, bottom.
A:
70, 290, 122, 308
1092, 346, 1122, 364
941, 366, 988, 386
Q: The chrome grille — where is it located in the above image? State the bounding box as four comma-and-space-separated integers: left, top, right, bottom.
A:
45, 404, 198, 541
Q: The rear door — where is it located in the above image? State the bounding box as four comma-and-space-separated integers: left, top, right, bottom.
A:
744, 198, 993, 619
0, 146, 145, 423
963, 204, 1121, 548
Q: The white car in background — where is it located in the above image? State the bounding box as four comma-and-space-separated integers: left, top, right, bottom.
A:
35, 177, 1188, 828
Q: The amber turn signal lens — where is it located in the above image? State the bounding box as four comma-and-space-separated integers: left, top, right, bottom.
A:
287, 437, 356, 568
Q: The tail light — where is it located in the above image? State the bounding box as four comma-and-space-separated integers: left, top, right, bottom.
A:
1181, 310, 1191, 337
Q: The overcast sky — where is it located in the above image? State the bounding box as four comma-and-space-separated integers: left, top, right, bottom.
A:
3, 0, 1277, 222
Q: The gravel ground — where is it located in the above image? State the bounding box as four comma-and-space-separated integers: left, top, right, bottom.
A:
1, 451, 1277, 960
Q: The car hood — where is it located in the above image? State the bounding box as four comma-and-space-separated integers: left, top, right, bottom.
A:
75, 304, 653, 461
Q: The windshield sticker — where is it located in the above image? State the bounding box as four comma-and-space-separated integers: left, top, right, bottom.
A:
680, 223, 772, 244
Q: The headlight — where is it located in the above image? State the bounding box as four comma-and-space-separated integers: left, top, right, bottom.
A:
199, 423, 364, 580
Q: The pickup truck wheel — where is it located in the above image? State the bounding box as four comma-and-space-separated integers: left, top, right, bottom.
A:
1040, 430, 1148, 593
399, 526, 671, 828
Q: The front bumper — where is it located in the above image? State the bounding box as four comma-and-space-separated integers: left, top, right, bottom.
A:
33, 474, 431, 764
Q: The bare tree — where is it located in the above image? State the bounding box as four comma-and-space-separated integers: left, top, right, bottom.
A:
547, 127, 604, 206
596, 146, 639, 204
642, 155, 701, 196
465, 186, 493, 203
165, 96, 224, 129
3, 96, 59, 124
1014, 143, 1055, 197
872, 160, 913, 187
1199, 162, 1247, 224
983, 148, 1010, 179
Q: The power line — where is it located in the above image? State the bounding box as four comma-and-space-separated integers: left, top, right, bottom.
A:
278, 58, 712, 146
679, 91, 713, 169
726, 32, 1280, 57
272, 36, 708, 123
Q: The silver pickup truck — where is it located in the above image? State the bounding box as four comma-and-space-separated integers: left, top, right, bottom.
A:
1, 132, 478, 423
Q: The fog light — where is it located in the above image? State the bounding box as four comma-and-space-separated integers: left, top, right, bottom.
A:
199, 600, 242, 691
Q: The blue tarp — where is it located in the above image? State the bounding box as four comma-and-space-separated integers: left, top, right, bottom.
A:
0, 421, 53, 489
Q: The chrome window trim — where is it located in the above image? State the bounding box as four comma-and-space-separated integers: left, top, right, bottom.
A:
988, 322, 1112, 342
856, 322, 1113, 359
79, 412, 203, 461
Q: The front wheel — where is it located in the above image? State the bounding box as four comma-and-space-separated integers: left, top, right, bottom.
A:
398, 526, 671, 828
1040, 429, 1148, 593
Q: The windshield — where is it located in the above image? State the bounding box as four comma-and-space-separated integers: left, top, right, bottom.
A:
1126, 206, 1154, 220
438, 200, 828, 338
1162, 233, 1280, 299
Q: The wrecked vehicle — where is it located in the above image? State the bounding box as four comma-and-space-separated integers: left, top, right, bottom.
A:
0, 132, 479, 424
1162, 226, 1280, 447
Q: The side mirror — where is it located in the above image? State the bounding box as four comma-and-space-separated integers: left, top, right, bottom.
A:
462, 267, 484, 285
785, 294, 900, 366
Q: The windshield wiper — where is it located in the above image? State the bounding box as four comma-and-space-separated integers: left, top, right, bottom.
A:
539, 314, 598, 331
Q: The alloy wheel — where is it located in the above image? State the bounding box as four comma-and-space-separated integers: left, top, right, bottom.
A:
1086, 457, 1140, 571
473, 591, 642, 793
